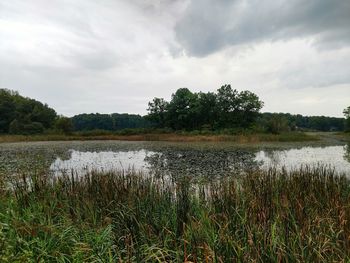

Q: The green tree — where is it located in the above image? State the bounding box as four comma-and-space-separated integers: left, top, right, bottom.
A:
0, 89, 57, 134
146, 98, 169, 128
8, 119, 21, 134
196, 92, 217, 129
266, 114, 290, 134
55, 117, 74, 134
167, 88, 198, 130
0, 89, 16, 133
216, 84, 239, 127
237, 90, 264, 128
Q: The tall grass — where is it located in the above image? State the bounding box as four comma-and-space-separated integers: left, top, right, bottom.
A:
0, 131, 318, 143
1, 167, 350, 262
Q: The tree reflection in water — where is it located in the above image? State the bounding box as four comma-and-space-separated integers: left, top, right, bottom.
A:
345, 143, 350, 163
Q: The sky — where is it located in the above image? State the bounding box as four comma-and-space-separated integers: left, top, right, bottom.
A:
0, 0, 349, 117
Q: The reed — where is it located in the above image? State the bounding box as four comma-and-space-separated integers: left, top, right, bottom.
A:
1, 166, 349, 262
0, 131, 318, 143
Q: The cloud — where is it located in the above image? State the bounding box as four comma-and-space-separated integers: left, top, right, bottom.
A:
0, 0, 349, 118
175, 0, 350, 56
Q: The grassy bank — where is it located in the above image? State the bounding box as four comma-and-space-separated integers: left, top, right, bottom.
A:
1, 167, 350, 262
0, 131, 318, 144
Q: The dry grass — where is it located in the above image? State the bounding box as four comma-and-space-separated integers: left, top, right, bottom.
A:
0, 132, 318, 143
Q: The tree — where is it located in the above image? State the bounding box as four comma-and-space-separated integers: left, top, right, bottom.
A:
216, 85, 263, 128
196, 92, 217, 129
265, 114, 290, 134
237, 90, 264, 128
145, 85, 264, 131
167, 88, 198, 130
55, 117, 74, 134
0, 89, 16, 133
146, 98, 169, 128
344, 106, 350, 132
0, 89, 57, 134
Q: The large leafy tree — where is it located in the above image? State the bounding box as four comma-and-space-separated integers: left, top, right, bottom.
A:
167, 88, 198, 130
216, 85, 264, 128
237, 90, 264, 128
146, 98, 169, 128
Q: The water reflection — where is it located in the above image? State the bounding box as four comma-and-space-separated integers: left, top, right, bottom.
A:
50, 150, 156, 176
345, 143, 350, 163
256, 146, 350, 174
50, 148, 259, 179
1, 141, 350, 179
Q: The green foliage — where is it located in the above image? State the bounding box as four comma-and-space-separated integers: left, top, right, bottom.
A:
258, 113, 290, 134
71, 113, 151, 131
55, 116, 73, 134
0, 89, 56, 134
146, 85, 264, 131
1, 167, 350, 261
146, 97, 169, 128
258, 112, 345, 132
9, 120, 44, 135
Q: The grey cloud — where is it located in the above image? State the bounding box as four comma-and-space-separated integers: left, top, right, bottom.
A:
175, 0, 350, 56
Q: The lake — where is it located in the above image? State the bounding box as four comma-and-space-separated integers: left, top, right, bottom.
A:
1, 140, 349, 178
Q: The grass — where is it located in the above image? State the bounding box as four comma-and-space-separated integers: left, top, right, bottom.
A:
0, 131, 318, 144
1, 166, 350, 262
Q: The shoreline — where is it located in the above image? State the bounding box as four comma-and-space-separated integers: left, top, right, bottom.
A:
0, 132, 321, 144
0, 132, 348, 145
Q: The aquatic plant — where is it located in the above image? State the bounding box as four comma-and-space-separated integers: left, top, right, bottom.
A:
1, 166, 350, 262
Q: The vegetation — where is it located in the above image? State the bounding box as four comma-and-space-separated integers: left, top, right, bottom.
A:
258, 113, 345, 133
1, 166, 350, 262
0, 130, 319, 144
0, 88, 346, 136
55, 116, 74, 134
0, 89, 57, 134
71, 113, 151, 131
147, 85, 264, 130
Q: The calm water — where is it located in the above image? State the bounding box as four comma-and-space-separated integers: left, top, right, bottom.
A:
1, 141, 349, 178
256, 146, 350, 174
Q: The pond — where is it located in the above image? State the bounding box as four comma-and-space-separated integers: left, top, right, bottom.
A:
0, 141, 349, 178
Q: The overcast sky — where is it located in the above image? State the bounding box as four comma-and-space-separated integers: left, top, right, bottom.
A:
0, 0, 349, 117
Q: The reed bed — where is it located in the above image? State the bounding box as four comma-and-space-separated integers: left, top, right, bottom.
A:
0, 131, 317, 144
1, 167, 350, 262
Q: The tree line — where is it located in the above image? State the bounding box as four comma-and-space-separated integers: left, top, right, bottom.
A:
0, 87, 349, 134
0, 89, 57, 134
257, 113, 345, 134
71, 113, 151, 131
146, 85, 264, 130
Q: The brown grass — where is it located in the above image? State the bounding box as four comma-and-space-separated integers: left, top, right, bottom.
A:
0, 132, 318, 144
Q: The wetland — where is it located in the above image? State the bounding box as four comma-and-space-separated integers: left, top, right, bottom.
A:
1, 136, 350, 262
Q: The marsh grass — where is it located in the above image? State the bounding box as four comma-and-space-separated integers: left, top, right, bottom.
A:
0, 131, 318, 144
1, 166, 350, 262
